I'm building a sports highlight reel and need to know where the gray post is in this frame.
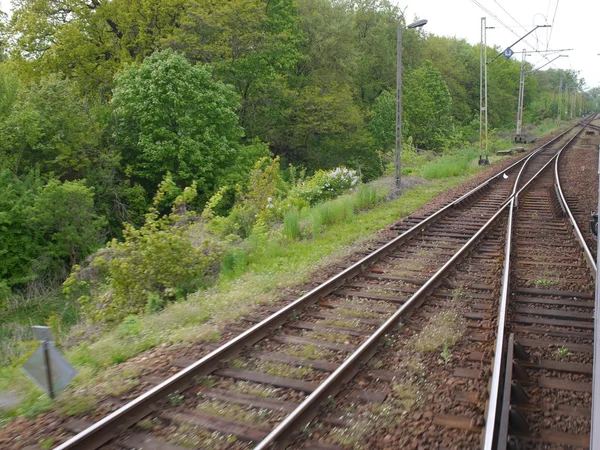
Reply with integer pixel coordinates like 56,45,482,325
515,49,526,142
479,18,489,165
394,25,403,195
42,341,55,399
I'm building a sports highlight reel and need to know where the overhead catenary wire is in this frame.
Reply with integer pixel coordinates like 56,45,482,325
470,0,563,71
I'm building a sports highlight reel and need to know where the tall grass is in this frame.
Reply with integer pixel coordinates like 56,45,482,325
419,148,479,179
283,208,301,239
220,247,249,279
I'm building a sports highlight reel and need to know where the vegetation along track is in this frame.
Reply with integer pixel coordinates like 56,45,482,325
50,120,591,450
482,114,600,450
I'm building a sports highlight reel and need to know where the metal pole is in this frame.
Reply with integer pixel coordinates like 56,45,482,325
394,25,403,195
479,18,484,163
570,89,575,119
483,18,489,164
43,340,55,399
590,144,600,449
515,49,526,142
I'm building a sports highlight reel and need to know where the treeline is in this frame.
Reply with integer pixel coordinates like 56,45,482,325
0,0,596,294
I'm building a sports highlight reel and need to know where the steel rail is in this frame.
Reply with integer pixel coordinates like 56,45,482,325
54,122,582,450
483,120,590,449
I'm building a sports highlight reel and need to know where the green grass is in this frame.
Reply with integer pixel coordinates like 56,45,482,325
419,148,480,179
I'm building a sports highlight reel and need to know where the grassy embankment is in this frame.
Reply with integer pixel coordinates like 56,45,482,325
0,119,565,424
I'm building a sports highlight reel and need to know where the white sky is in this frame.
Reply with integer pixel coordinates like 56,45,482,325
397,0,600,89
1,0,598,88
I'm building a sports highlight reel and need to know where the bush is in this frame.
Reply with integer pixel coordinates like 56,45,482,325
64,176,225,323
291,167,360,205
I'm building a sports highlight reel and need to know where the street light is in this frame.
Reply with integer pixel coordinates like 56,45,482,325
394,19,427,196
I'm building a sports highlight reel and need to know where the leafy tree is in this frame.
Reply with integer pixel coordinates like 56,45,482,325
403,61,452,149
164,0,301,137
112,49,244,196
27,179,107,281
370,90,395,152
0,169,42,286
8,0,189,92
0,75,101,178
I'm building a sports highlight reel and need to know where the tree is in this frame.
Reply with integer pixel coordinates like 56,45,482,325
28,179,107,280
8,0,189,92
164,0,301,140
0,169,42,286
403,61,452,150
0,75,101,178
112,49,244,196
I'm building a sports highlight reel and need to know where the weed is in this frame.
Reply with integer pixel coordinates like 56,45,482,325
196,398,272,426
252,360,313,379
283,344,333,360
556,346,570,359
39,438,55,450
168,392,185,406
410,311,465,352
439,343,452,364
56,392,97,416
368,358,383,369
534,279,553,287
198,377,216,388
227,381,278,398
305,330,350,344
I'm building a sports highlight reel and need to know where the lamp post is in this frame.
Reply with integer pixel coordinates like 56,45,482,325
394,18,427,196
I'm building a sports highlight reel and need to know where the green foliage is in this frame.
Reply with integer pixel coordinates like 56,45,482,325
370,90,396,152
403,61,453,150
113,49,243,194
0,169,42,285
282,208,301,240
0,171,104,288
419,148,479,179
0,75,100,178
226,156,286,238
290,167,361,206
28,179,107,279
67,175,224,323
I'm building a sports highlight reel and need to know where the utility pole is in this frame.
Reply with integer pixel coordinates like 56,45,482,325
570,89,575,119
515,48,526,143
558,77,563,121
479,17,489,165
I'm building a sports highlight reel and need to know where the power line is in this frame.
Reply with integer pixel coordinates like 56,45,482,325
470,0,553,66
492,0,545,50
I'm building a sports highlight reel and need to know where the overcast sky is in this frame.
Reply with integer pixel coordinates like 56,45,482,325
1,0,598,88
397,0,600,89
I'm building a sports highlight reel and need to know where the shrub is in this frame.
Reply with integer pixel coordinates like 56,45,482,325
291,167,360,205
64,175,225,323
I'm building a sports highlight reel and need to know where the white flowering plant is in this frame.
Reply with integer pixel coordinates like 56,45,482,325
291,167,360,205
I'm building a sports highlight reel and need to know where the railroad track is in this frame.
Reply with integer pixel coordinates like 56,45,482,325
482,115,599,450
51,119,593,450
